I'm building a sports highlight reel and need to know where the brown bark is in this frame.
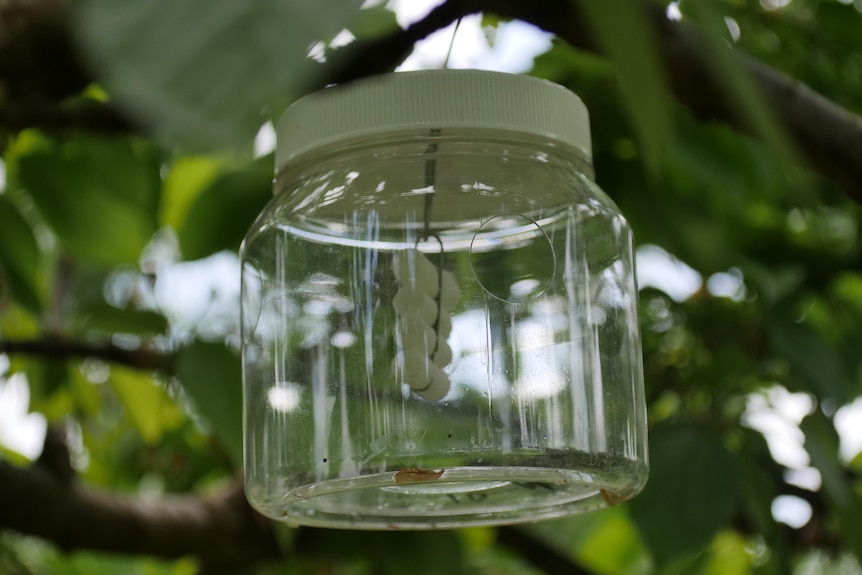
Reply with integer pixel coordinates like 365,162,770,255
0,0,859,571
322,0,862,203
0,339,174,373
0,430,280,573
3,0,861,200
0,0,133,137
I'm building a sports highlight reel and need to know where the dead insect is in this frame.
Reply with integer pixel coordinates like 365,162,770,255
394,467,445,484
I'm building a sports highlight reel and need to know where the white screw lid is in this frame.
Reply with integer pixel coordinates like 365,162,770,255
276,69,592,172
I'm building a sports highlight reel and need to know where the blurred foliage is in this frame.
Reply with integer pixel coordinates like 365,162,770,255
72,0,366,149
2,0,862,574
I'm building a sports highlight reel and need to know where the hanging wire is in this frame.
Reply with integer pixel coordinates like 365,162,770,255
422,14,461,237
420,128,444,357
443,17,462,69
421,128,441,239
409,16,461,377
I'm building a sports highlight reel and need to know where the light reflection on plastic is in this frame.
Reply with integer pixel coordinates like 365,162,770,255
268,384,303,412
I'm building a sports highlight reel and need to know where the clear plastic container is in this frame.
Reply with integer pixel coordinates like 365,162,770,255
241,70,648,529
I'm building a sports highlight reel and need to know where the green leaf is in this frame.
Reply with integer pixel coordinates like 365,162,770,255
768,322,852,404
47,551,197,575
479,13,505,48
17,138,161,265
77,303,168,336
160,156,222,229
680,1,795,166
70,367,102,418
525,507,649,575
380,531,465,575
655,531,754,575
1,129,55,191
576,509,650,575
480,12,504,30
349,3,400,40
0,196,43,311
576,0,672,173
108,366,183,445
175,341,243,464
301,530,466,575
531,39,615,82
630,425,742,566
737,431,779,539
0,445,31,466
73,0,364,149
699,532,754,575
24,358,71,409
177,154,274,260
801,411,862,563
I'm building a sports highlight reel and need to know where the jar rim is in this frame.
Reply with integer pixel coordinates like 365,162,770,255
275,69,592,173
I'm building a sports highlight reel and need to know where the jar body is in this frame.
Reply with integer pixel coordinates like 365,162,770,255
241,131,648,528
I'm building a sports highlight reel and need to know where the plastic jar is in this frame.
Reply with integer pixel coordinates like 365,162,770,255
241,70,648,529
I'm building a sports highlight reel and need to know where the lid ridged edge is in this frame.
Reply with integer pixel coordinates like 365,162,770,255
276,69,591,172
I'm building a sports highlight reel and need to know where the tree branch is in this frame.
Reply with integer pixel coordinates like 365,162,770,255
0,0,137,140
0,0,87,102
320,0,862,204
319,0,476,88
0,339,174,372
0,431,280,574
645,6,862,204
3,0,861,202
0,99,135,137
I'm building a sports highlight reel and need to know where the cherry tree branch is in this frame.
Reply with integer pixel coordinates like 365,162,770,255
644,5,862,203
0,0,134,141
0,425,602,575
321,0,862,204
0,429,281,574
0,339,174,372
3,0,861,201
0,1,859,570
0,99,134,137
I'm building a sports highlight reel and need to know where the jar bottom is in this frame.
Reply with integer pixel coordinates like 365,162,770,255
252,454,643,529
